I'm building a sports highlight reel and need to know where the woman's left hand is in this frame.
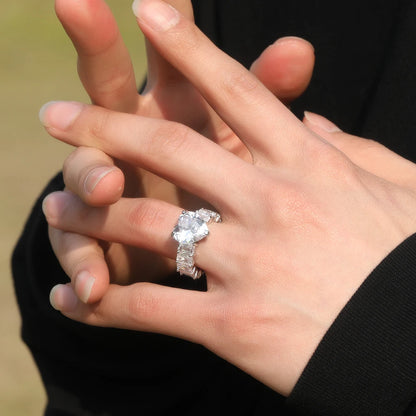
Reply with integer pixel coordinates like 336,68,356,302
40,0,416,396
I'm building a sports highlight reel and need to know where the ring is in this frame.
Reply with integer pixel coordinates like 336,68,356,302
172,208,221,279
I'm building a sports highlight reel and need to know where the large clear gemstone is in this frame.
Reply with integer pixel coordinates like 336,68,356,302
172,211,209,244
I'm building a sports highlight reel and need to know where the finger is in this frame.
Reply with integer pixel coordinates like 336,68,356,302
63,147,124,206
250,37,315,105
43,192,184,260
141,0,195,92
133,0,309,163
49,282,210,344
40,102,255,213
199,37,314,158
303,112,416,187
48,226,110,303
43,192,226,275
55,0,139,112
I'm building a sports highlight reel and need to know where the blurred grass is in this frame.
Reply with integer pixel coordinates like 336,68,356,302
0,1,146,414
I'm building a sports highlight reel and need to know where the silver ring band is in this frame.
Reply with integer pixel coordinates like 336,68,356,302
172,208,221,279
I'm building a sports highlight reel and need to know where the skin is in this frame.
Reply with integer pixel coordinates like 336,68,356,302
48,0,315,302
40,0,416,396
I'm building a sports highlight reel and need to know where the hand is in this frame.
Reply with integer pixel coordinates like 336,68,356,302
41,0,416,395
49,0,315,302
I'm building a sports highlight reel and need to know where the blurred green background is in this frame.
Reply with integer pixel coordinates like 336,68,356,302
0,1,146,414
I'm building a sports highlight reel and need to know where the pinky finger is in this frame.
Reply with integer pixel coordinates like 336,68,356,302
48,226,110,304
50,281,210,345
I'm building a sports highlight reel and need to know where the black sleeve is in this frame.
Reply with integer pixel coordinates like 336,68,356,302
287,234,416,415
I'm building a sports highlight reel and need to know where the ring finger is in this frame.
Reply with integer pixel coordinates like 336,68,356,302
43,192,229,278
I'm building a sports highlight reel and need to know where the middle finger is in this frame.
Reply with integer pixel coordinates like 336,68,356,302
134,0,310,164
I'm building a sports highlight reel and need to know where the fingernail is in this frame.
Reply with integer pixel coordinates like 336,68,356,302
84,166,117,194
132,0,180,31
50,284,78,312
42,192,70,222
131,0,142,16
304,111,341,133
39,101,84,130
75,271,95,304
275,36,315,51
250,37,315,71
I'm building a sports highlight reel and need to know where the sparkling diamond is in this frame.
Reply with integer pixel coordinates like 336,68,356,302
178,244,194,256
197,209,212,222
197,208,221,223
177,256,194,268
172,211,209,244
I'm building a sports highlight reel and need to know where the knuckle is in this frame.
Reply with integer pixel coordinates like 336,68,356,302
62,148,84,188
87,108,111,142
308,140,359,184
63,146,115,198
148,122,193,159
324,148,360,185
255,174,315,228
221,68,262,102
126,285,160,325
126,200,164,242
170,21,201,55
68,252,94,278
91,68,134,97
208,298,274,347
53,231,100,277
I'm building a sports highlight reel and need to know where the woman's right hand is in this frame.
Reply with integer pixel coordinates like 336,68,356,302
48,0,315,303
39,0,416,395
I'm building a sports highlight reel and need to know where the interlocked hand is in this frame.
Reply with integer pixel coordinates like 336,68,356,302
48,0,315,302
